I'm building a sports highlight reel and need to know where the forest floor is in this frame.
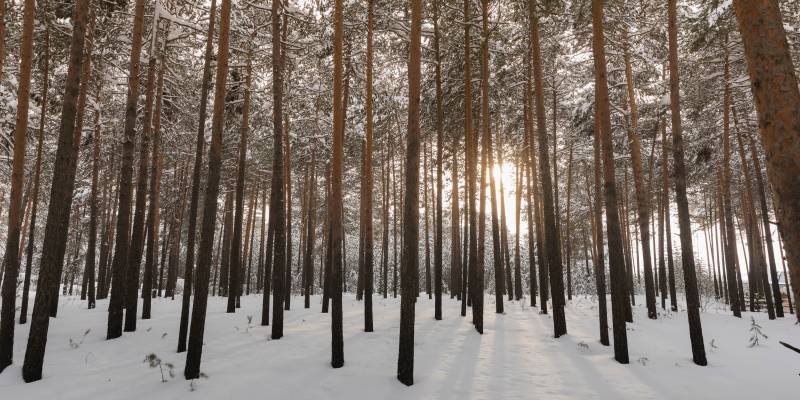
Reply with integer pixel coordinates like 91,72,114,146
1,291,797,399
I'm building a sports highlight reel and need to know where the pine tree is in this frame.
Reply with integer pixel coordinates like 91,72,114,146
397,0,422,386
592,0,627,363
21,0,92,381
0,0,37,372
107,0,148,340
184,0,232,380
733,0,800,320
178,0,217,353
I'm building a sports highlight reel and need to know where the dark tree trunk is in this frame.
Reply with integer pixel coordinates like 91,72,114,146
228,48,252,314
668,0,707,365
142,26,168,319
364,0,376,330
592,0,626,361
397,0,422,385
178,0,217,353
124,14,162,331
530,0,566,337
720,41,742,317
0,0,37,371
220,191,233,297
480,0,503,316
20,17,51,324
184,0,232,380
20,0,91,381
330,0,345,368
269,0,286,340
106,0,147,340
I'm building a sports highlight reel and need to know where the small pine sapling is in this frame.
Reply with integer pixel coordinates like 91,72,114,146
144,353,175,382
747,317,768,348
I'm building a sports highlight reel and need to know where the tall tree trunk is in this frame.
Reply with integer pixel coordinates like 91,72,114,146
661,122,677,312
107,0,148,339
184,0,232,380
20,0,91,381
304,157,317,309
592,0,628,363
720,39,742,317
564,144,574,301
20,16,51,324
178,0,217,353
284,116,293,310
228,48,252,314
329,0,345,368
529,0,565,337
124,11,162,332
622,28,657,318
85,38,102,311
397,0,421,384
269,0,286,340
745,122,783,317
733,110,775,318
462,0,476,320
219,190,233,296
142,25,168,319
0,0,37,372
166,166,189,299
733,0,800,320
364,0,376,329
423,140,431,299
480,0,503,315
667,0,707,365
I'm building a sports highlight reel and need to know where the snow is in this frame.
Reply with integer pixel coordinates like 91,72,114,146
0,293,796,399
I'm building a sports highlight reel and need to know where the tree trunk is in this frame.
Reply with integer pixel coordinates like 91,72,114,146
529,0,565,336
269,0,286,340
178,0,217,353
462,0,475,320
106,0,147,339
364,0,376,329
733,0,800,320
667,0,707,365
184,0,232,380
142,25,168,319
720,40,742,317
0,0,37,372
480,0,503,315
329,0,345,368
592,0,627,363
228,47,252,314
85,46,102,311
745,128,783,317
19,17,51,324
397,0,422,384
20,0,91,381
220,190,233,297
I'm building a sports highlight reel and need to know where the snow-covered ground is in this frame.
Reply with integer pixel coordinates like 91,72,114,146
0,293,796,399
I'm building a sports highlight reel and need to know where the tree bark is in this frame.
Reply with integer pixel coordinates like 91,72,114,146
364,0,376,329
21,0,91,381
0,0,37,372
397,0,421,385
178,0,217,353
667,0,707,365
529,0,565,336
733,0,800,320
19,15,51,324
184,0,232,380
269,0,286,340
592,0,627,362
329,0,344,367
